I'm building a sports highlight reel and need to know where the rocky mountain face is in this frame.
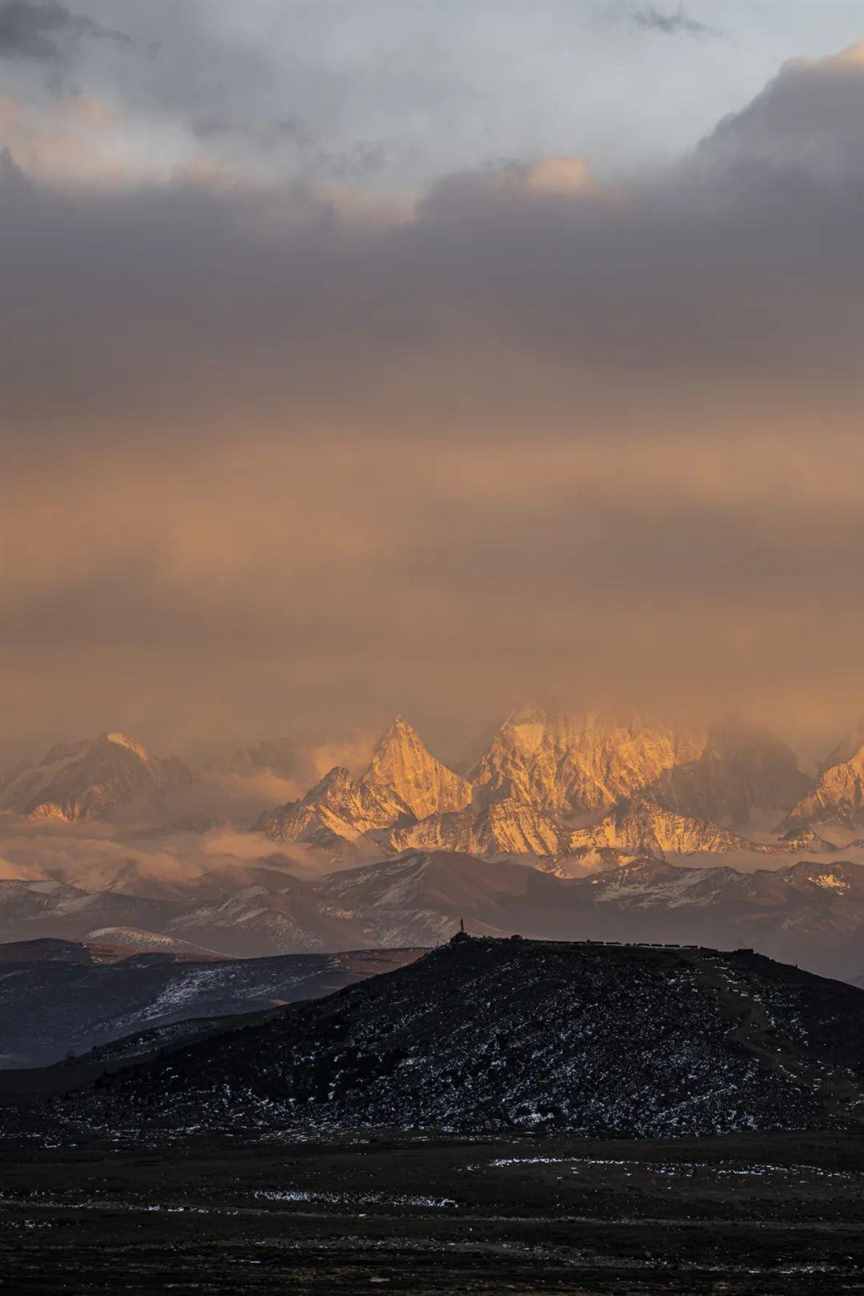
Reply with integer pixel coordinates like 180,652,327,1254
258,710,816,866
52,938,864,1139
566,798,764,858
784,733,864,833
3,850,864,980
258,718,471,857
385,797,568,857
467,709,701,813
364,716,472,819
257,765,410,853
0,732,192,824
0,938,423,1068
0,712,826,865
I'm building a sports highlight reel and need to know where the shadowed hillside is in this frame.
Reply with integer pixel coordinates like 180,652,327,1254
51,937,864,1141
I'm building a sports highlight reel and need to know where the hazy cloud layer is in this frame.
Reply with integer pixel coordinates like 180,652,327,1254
0,1,129,62
2,32,864,755
0,818,348,898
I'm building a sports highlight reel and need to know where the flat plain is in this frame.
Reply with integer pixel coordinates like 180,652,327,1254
2,1131,864,1293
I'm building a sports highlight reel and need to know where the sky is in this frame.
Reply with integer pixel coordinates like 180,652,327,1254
2,1,864,757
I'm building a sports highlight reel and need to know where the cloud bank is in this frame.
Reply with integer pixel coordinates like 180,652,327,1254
1,36,864,753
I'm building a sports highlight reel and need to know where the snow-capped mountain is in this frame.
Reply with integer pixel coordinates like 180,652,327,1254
364,716,472,819
0,732,192,824
257,765,410,853
384,797,568,857
566,797,762,857
467,708,700,812
783,727,864,832
257,717,471,856
257,709,818,865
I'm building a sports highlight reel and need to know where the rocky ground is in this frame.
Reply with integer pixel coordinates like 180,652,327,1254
1,1130,864,1292
44,937,864,1140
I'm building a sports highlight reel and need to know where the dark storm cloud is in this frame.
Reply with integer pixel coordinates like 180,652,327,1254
631,6,717,38
0,0,130,61
2,41,864,748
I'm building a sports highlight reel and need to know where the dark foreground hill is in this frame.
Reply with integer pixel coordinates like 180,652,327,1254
54,937,864,1140
0,940,424,1068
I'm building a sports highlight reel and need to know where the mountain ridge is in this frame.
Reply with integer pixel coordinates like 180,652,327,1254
3,850,864,979
257,710,819,867
0,732,193,824
784,736,864,833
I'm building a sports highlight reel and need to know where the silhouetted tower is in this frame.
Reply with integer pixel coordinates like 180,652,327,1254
450,916,470,945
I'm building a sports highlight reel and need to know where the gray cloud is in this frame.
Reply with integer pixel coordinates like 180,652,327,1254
0,0,130,61
631,6,717,37
698,43,864,182
0,1,808,189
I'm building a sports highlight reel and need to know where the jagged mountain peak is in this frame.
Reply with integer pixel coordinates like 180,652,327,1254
304,766,355,803
101,732,151,762
0,731,183,824
783,723,864,833
377,713,418,738
257,711,818,866
258,718,470,854
362,716,471,822
366,715,429,767
470,709,701,816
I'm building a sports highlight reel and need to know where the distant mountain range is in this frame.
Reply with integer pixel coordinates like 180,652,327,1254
257,710,859,866
48,937,864,1140
0,938,422,1069
4,711,864,859
2,850,864,981
3,712,864,977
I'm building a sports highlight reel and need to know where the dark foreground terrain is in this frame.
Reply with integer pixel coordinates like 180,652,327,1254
4,938,864,1291
1,1131,864,1293
50,936,864,1139
0,939,424,1068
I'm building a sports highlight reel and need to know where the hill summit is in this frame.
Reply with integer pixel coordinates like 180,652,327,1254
58,936,864,1140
